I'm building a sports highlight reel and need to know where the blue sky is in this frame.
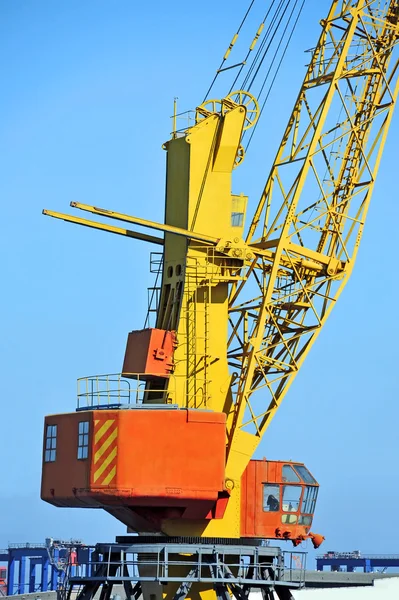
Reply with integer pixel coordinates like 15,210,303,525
1,0,398,563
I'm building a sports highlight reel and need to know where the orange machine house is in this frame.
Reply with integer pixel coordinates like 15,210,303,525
41,405,321,546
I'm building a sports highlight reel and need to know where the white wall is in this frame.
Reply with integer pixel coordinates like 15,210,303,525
250,578,399,600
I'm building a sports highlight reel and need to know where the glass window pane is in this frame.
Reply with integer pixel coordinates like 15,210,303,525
282,465,300,483
78,444,89,460
282,514,298,524
46,438,51,450
282,485,302,512
52,425,57,437
45,450,50,462
294,465,316,484
50,450,56,462
231,212,244,227
51,438,56,449
263,485,280,512
299,515,312,526
302,486,318,514
78,422,89,459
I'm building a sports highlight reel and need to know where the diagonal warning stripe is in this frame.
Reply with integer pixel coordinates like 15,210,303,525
102,465,117,486
94,447,117,483
92,417,118,486
95,419,114,444
94,428,118,464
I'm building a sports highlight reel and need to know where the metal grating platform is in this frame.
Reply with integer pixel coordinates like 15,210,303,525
60,538,306,600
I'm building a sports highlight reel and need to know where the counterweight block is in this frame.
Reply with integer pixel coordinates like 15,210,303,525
41,407,228,530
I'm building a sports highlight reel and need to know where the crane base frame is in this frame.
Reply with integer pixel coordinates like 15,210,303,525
60,538,305,600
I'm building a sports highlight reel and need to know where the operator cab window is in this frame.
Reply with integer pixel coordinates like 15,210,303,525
281,485,302,524
282,464,301,482
231,195,247,228
77,421,90,460
45,425,57,462
263,485,280,511
282,485,301,512
294,464,316,484
302,485,318,514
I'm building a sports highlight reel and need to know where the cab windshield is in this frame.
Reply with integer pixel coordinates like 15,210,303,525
294,464,316,484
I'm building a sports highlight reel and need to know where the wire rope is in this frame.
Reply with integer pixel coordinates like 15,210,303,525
246,0,294,93
203,0,256,101
228,0,280,92
245,0,305,151
239,0,287,93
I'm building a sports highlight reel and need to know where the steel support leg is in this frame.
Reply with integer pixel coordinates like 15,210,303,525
42,558,50,592
172,568,198,600
122,563,137,600
126,580,142,600
18,556,26,594
261,590,275,600
51,565,59,590
29,559,35,593
274,586,295,600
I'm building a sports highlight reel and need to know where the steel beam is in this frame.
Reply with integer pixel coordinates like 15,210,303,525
43,209,164,245
70,202,219,245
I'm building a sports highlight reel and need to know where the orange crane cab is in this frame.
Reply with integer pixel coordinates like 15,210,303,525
241,460,321,546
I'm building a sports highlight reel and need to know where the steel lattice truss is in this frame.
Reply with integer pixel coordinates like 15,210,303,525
226,0,399,453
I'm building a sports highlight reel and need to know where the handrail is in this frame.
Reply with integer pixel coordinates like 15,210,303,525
76,373,176,409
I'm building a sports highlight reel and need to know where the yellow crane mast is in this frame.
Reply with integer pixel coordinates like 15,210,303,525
43,0,399,545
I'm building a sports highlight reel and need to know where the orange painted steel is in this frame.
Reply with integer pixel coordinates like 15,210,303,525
240,460,322,546
41,409,227,527
41,409,321,545
122,328,176,379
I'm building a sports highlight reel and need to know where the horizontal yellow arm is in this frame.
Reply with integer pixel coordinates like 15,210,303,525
70,202,219,245
42,209,164,245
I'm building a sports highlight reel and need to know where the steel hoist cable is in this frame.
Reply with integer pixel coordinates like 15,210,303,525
203,0,256,102
245,0,295,92
201,0,306,154
228,0,280,93
239,0,288,93
245,0,305,151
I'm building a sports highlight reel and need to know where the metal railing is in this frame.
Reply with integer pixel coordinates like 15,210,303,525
284,551,306,581
65,541,305,587
145,252,163,328
76,373,176,409
8,543,47,549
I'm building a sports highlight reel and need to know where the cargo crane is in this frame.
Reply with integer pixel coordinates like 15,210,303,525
41,1,399,598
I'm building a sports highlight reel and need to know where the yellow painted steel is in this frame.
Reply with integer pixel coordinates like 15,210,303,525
43,0,399,547
42,209,164,245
